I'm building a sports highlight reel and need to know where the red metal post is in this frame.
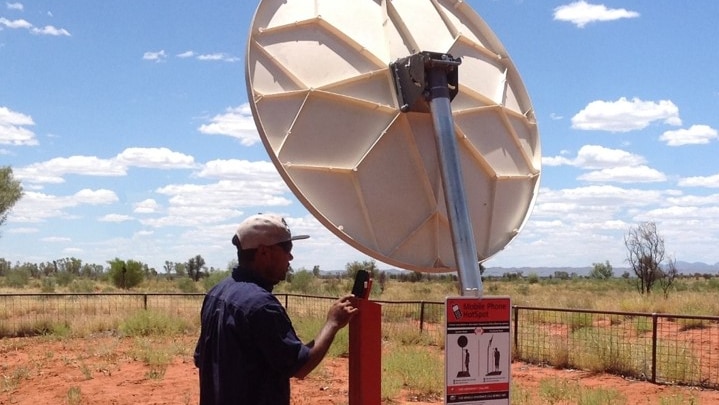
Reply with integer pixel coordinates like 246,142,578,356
349,299,382,405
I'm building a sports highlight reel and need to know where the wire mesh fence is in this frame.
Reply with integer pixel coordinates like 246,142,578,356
1,293,717,388
0,293,205,336
277,294,445,344
513,306,719,389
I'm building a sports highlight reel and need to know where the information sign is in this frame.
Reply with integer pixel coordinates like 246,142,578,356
445,296,511,404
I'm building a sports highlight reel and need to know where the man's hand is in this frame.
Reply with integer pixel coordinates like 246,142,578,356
327,294,359,330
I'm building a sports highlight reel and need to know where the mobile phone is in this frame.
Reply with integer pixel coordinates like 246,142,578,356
351,269,371,299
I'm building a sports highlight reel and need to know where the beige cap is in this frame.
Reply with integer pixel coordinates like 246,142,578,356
233,213,309,250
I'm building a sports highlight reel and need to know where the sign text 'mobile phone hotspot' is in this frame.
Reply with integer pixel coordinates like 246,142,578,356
445,296,511,405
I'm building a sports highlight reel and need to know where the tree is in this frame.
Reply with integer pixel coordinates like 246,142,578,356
0,258,10,277
378,271,387,293
175,262,187,277
0,166,23,230
163,260,175,278
107,258,145,289
589,261,614,280
56,257,82,275
345,259,379,280
80,263,104,279
187,254,206,282
658,256,679,298
624,222,665,294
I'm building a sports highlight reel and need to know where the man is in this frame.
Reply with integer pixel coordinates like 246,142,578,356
194,213,358,404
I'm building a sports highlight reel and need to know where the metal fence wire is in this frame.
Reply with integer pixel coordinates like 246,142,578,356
513,306,719,388
0,293,717,388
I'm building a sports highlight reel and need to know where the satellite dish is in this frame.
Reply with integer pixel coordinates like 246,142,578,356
245,0,540,274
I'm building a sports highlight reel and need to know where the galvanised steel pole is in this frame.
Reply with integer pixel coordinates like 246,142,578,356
427,63,483,297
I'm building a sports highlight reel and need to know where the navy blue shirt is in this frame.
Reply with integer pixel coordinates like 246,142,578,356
194,267,310,404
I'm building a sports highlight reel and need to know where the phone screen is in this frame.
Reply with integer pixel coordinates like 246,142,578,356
351,269,370,299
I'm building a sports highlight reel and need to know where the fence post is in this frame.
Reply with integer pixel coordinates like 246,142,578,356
651,313,658,383
513,306,519,357
419,301,426,333
143,294,148,310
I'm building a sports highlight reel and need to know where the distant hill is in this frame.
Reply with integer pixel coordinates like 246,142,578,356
484,261,719,277
321,261,719,278
673,261,719,274
360,261,719,277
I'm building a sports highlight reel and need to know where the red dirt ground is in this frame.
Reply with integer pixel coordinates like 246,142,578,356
1,335,718,404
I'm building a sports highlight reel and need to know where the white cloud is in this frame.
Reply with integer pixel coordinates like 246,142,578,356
6,2,23,11
73,188,118,204
198,104,261,146
176,50,194,58
31,25,70,36
15,155,126,184
140,178,292,228
197,52,239,62
0,106,37,145
678,173,719,188
0,17,69,36
134,199,160,214
666,193,719,207
543,145,661,183
62,247,84,255
659,125,718,146
571,97,681,132
41,236,72,243
99,214,134,222
115,147,196,169
8,189,119,223
157,179,290,210
196,159,281,181
542,155,573,166
572,145,645,169
16,147,196,185
7,227,38,234
578,165,666,183
538,185,664,208
143,50,167,62
553,1,640,28
0,17,31,29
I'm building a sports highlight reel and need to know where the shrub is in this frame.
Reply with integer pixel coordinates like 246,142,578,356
68,279,96,293
107,258,145,289
55,271,74,287
176,278,198,293
5,268,29,288
288,270,315,293
40,277,56,292
203,270,228,291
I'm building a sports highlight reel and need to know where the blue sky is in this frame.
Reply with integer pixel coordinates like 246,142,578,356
2,1,719,273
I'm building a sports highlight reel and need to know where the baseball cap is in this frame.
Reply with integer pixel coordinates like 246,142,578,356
233,213,310,250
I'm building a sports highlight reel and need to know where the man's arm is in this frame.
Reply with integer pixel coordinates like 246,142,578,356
294,294,358,379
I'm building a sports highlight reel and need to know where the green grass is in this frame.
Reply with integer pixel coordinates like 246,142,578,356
292,316,350,358
129,337,178,380
66,386,83,405
511,378,627,405
0,365,30,393
381,345,444,402
540,378,626,405
119,310,194,337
